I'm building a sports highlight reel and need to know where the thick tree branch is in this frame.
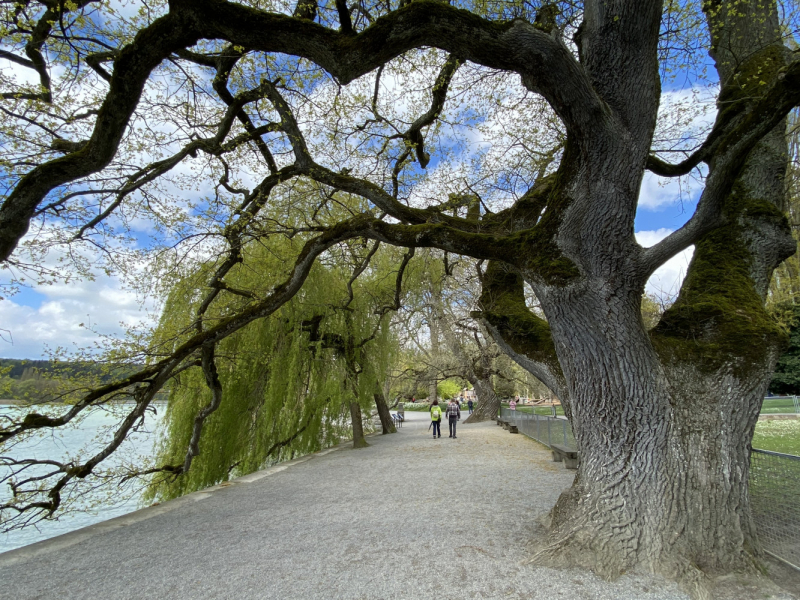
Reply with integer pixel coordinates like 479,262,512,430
344,240,380,308
640,56,800,278
645,152,706,177
0,10,200,261
404,54,460,168
473,261,565,398
85,51,118,82
0,50,36,70
0,0,595,264
182,344,224,473
334,0,353,34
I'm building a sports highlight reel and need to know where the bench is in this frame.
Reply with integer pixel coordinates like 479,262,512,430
508,424,519,434
501,421,510,430
391,413,403,428
551,444,578,469
496,417,503,426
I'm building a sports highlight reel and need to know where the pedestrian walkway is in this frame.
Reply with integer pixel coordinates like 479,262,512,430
0,413,784,599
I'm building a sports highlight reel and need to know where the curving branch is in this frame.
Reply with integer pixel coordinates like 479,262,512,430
645,152,706,177
639,56,800,279
404,54,460,169
182,344,224,473
0,9,202,261
0,214,378,445
344,240,381,308
473,260,566,399
85,51,118,82
375,247,415,318
0,50,36,70
0,0,599,264
71,119,280,240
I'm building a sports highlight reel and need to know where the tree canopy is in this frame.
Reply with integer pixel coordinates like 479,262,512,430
3,0,800,596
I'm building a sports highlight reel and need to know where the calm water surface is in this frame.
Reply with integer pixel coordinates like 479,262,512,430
0,403,164,554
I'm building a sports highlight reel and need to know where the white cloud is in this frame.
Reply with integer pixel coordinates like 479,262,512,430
0,276,159,359
635,229,694,299
0,227,162,359
0,272,159,359
637,85,716,211
638,170,706,211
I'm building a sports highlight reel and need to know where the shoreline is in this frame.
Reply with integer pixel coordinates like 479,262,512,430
0,399,169,406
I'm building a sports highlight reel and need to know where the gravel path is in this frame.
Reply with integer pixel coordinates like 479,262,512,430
0,412,791,599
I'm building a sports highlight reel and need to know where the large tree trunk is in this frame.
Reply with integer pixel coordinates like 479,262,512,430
463,376,499,423
373,387,396,434
345,357,370,448
477,3,795,592
528,284,781,592
348,400,369,448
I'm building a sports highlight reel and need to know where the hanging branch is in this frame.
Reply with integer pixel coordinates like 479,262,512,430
344,240,381,308
182,344,225,473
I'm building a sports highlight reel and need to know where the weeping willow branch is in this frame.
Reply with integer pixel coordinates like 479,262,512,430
1,214,377,446
264,401,326,457
345,240,381,308
182,344,225,473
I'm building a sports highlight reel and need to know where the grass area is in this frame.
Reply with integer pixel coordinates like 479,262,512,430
505,404,565,417
752,419,800,456
399,403,432,411
760,397,799,414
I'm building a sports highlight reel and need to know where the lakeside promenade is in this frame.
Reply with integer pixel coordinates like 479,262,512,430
0,413,792,600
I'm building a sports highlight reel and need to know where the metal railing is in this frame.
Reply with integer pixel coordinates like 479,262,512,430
499,407,576,449
750,449,800,571
501,407,799,571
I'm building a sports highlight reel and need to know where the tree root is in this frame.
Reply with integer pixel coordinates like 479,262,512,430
463,413,487,424
529,529,714,599
526,511,789,600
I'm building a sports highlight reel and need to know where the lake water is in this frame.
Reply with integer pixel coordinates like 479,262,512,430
0,403,165,554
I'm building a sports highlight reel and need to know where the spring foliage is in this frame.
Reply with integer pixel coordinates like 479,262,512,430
147,237,402,501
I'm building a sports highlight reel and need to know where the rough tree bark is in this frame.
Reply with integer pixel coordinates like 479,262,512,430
463,374,500,423
347,400,369,449
477,3,795,596
373,388,397,434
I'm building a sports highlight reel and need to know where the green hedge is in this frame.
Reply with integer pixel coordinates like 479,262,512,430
399,402,471,412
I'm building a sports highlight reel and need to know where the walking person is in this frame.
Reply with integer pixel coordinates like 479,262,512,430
467,398,473,414
510,397,517,411
430,399,442,439
446,397,461,439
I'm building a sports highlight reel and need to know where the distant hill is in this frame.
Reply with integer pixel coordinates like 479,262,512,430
0,358,165,404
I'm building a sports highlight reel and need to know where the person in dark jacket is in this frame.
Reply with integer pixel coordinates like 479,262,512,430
446,398,461,438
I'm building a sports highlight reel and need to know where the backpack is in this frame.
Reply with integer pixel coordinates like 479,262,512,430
431,406,441,420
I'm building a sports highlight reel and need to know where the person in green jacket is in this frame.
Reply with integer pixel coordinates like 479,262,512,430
430,399,442,439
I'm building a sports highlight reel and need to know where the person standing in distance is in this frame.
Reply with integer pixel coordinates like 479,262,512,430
430,399,442,439
467,397,474,414
446,397,461,439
